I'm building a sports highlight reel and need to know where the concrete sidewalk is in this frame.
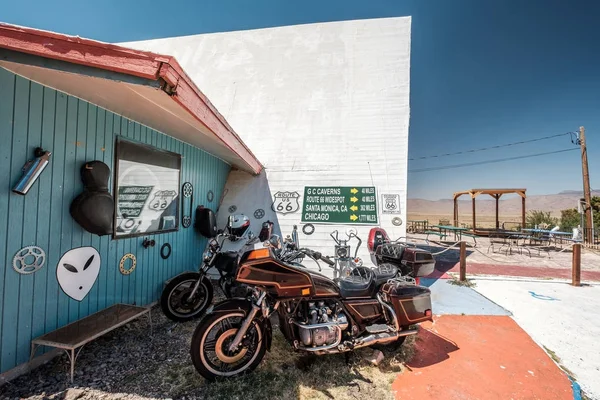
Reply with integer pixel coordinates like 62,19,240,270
473,278,600,399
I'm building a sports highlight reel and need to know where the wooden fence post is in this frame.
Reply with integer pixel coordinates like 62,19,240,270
459,241,467,282
572,243,581,286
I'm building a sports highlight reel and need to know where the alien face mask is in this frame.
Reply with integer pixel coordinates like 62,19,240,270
56,247,101,301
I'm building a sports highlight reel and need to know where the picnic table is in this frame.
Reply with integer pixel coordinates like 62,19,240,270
426,225,476,245
407,220,428,234
522,228,577,245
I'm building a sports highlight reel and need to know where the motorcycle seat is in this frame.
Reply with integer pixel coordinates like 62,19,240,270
337,274,376,298
373,263,398,284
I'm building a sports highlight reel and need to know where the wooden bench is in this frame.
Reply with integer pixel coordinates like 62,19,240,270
425,231,447,241
30,304,151,382
461,233,478,246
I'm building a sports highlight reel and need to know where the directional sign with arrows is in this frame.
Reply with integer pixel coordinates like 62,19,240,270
301,186,378,224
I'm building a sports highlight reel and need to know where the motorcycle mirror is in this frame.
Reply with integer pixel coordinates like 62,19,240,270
291,225,300,249
346,227,357,237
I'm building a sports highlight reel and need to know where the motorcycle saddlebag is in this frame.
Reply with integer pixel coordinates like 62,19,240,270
194,206,217,238
380,281,433,326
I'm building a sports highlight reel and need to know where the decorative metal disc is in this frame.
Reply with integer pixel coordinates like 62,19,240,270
182,182,193,198
228,205,237,213
392,217,403,226
302,224,315,235
13,246,46,274
207,190,214,202
182,215,192,228
254,209,265,219
119,253,137,275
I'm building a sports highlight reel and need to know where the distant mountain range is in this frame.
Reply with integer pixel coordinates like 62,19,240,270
408,191,600,216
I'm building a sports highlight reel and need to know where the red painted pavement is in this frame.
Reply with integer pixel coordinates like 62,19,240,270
427,260,600,281
393,315,572,399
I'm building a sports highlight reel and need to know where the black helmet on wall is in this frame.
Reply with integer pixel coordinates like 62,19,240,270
226,214,251,238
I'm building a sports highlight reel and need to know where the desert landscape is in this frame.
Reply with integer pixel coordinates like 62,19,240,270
408,190,599,228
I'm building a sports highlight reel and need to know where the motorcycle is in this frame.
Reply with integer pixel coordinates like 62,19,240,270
328,229,364,279
160,212,263,322
367,227,436,281
189,232,434,381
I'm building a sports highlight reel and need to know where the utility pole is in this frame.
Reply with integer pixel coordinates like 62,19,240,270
580,126,593,244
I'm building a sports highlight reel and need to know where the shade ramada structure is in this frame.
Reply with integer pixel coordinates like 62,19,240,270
453,188,526,232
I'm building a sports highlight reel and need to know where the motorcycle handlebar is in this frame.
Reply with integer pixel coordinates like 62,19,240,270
319,254,335,266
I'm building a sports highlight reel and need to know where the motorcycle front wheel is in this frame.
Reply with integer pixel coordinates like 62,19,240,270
160,272,213,322
190,312,266,381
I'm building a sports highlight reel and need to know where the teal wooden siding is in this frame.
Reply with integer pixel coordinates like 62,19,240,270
0,68,231,374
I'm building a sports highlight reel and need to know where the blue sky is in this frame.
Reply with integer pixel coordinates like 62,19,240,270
3,0,599,200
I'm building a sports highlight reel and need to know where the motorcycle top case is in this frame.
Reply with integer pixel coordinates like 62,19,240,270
194,206,217,238
402,248,435,277
380,281,433,326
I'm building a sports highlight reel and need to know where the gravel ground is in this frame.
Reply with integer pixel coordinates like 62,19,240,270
0,305,415,400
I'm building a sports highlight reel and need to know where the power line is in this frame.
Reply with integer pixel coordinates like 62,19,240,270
408,131,575,161
408,148,579,173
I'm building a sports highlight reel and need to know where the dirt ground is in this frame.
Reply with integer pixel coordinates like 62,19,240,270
0,306,416,400
406,233,600,275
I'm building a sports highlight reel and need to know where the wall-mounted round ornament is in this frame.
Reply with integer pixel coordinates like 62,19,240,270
302,224,315,235
207,190,214,202
119,253,137,275
228,205,237,213
254,209,265,219
13,246,46,274
392,217,403,226
160,243,172,260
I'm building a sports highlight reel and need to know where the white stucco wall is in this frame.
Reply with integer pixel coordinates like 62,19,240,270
123,17,411,276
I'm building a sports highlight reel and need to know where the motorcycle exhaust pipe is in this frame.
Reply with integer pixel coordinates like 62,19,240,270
309,328,418,355
12,148,51,195
353,329,418,350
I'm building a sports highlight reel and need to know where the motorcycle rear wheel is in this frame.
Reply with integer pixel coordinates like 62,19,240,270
160,272,213,322
191,312,266,381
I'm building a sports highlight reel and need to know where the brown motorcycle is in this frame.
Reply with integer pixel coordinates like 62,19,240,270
189,234,434,380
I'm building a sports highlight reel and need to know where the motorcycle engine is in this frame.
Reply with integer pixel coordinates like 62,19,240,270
299,301,348,347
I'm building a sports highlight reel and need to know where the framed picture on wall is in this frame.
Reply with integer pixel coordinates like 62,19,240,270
113,138,182,239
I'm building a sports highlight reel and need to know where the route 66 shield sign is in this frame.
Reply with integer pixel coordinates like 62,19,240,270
382,194,401,214
272,191,300,214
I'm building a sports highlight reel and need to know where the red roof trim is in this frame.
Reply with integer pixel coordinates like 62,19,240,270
0,22,262,174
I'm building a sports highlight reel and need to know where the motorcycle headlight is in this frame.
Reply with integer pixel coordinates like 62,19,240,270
336,246,348,258
203,250,213,261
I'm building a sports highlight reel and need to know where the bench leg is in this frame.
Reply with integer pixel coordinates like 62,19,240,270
30,343,39,361
64,346,85,383
147,309,153,336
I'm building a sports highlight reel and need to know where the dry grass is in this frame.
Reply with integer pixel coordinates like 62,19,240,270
447,275,477,288
189,330,416,400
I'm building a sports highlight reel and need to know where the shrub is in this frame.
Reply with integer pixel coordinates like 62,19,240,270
526,210,558,229
560,208,580,232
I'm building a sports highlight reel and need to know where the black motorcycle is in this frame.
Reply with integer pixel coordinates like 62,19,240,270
160,212,270,322
366,227,436,281
189,232,434,380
